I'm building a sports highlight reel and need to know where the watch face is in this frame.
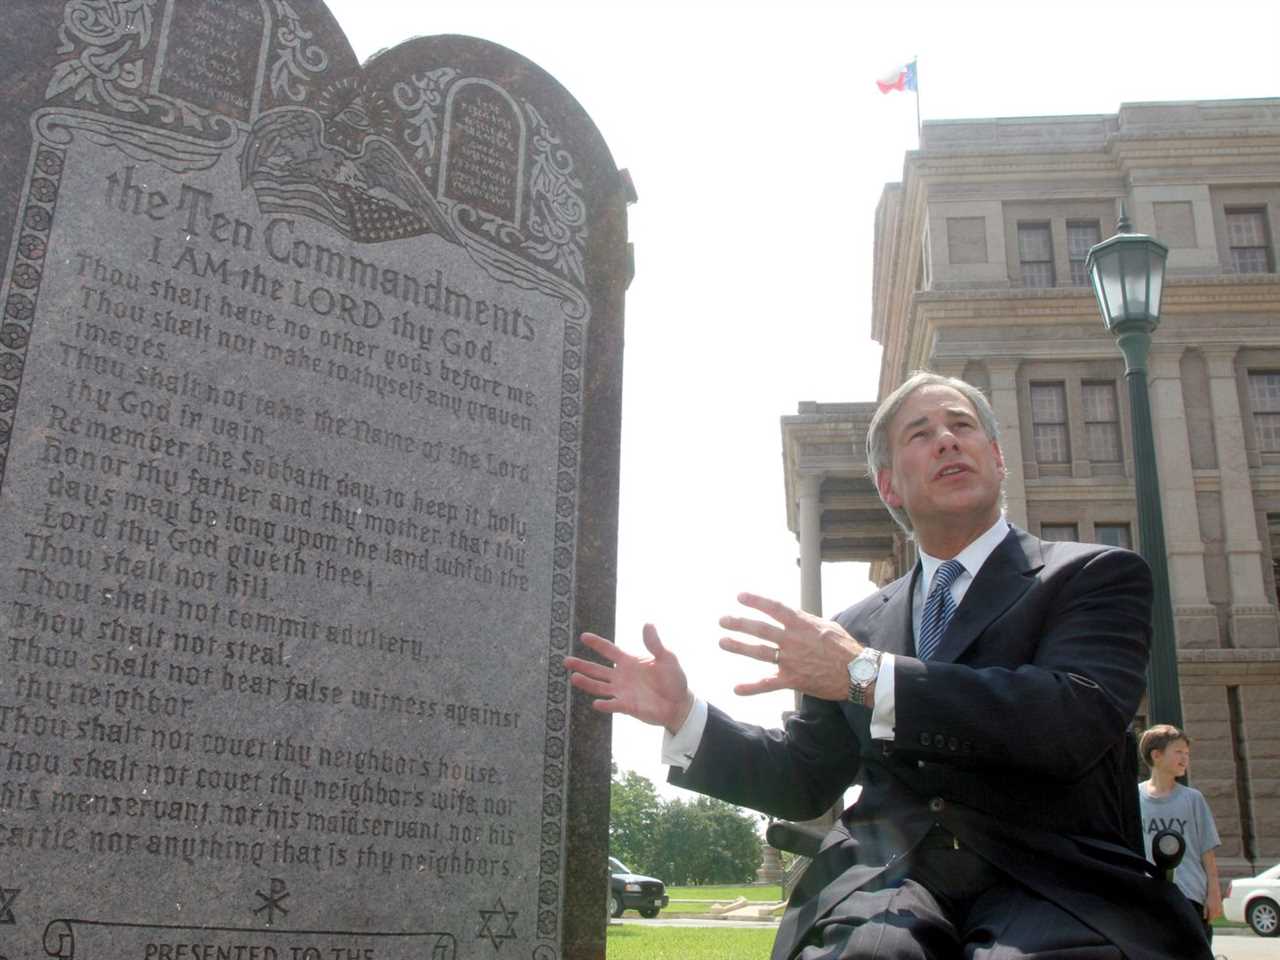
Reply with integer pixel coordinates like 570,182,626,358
850,657,877,684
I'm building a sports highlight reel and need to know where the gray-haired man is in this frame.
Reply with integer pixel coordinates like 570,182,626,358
567,371,1208,959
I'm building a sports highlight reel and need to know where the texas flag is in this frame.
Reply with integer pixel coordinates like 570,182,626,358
877,60,917,94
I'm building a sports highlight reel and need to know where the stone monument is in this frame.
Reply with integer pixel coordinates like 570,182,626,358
0,3,628,959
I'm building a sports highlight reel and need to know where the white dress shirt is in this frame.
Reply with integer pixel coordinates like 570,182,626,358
663,516,1011,769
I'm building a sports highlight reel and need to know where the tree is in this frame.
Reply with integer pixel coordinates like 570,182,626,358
609,768,661,873
653,795,762,885
610,768,762,885
702,795,764,883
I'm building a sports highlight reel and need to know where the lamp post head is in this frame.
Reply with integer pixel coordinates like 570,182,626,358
1085,209,1169,337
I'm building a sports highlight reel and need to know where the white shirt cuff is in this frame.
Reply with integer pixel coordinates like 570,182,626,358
661,697,708,770
869,653,895,740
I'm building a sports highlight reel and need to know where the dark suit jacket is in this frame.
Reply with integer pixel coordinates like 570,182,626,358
670,527,1210,960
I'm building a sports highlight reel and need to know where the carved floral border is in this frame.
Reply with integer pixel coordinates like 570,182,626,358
0,145,64,489
534,318,586,950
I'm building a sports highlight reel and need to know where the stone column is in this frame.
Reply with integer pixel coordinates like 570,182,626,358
794,472,838,834
986,360,1027,529
1204,347,1279,647
797,473,823,617
1148,346,1219,647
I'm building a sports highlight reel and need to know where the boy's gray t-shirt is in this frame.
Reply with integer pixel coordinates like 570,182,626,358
1139,782,1221,904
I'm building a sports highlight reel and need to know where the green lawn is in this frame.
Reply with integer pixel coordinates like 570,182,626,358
607,924,777,958
604,915,1244,959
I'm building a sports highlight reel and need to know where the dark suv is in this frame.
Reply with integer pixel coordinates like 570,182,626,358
608,856,669,918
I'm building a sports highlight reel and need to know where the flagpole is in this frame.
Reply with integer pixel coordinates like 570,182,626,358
913,56,921,146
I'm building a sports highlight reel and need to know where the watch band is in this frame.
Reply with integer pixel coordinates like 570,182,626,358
847,647,882,706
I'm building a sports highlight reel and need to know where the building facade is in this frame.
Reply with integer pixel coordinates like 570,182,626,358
781,98,1280,880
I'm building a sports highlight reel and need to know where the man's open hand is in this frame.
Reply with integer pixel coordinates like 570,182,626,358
718,593,864,701
565,625,694,733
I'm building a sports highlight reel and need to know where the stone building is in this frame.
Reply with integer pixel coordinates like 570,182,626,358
781,98,1280,881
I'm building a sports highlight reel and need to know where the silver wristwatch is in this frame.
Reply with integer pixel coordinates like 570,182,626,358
847,647,883,706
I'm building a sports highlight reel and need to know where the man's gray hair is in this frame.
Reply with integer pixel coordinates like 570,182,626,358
865,371,1003,535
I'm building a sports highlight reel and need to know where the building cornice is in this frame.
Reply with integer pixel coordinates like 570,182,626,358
913,276,1280,313
1179,650,1280,683
895,280,1280,369
1022,479,1134,501
917,97,1280,157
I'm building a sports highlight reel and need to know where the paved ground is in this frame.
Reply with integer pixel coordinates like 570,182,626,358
1210,929,1273,960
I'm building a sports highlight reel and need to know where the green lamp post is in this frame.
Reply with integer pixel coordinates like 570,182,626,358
1085,210,1183,728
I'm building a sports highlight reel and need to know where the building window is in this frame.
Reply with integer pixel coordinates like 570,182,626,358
1018,223,1055,287
1095,523,1132,549
1248,372,1280,452
1227,208,1273,274
1042,523,1078,541
1270,515,1280,607
1031,382,1070,463
1067,220,1101,286
1082,381,1122,462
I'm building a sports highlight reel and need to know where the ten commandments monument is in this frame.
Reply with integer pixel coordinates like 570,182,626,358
0,2,628,958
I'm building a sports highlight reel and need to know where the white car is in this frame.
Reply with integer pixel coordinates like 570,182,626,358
1223,862,1280,937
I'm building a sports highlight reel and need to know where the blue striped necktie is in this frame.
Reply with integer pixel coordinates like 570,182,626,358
917,559,965,660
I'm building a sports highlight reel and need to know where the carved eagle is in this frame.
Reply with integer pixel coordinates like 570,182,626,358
240,108,458,245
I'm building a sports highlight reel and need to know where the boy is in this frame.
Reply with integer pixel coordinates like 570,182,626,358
1139,724,1222,943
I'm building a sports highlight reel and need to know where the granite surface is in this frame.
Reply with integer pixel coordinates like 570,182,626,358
0,3,626,958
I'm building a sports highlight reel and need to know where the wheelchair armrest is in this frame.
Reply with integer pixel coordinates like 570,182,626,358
766,820,827,859
1151,828,1185,884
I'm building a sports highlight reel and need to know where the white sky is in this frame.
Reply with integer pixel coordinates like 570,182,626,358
324,0,1280,796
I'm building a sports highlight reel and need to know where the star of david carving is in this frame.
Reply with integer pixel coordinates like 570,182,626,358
476,897,518,950
0,887,18,924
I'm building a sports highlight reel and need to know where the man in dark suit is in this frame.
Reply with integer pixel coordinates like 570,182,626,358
566,371,1209,959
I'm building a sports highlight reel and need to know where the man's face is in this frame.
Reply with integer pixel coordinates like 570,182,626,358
1153,739,1190,778
876,385,1005,538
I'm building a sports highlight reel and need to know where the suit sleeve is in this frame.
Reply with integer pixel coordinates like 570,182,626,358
892,547,1151,782
668,696,863,822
